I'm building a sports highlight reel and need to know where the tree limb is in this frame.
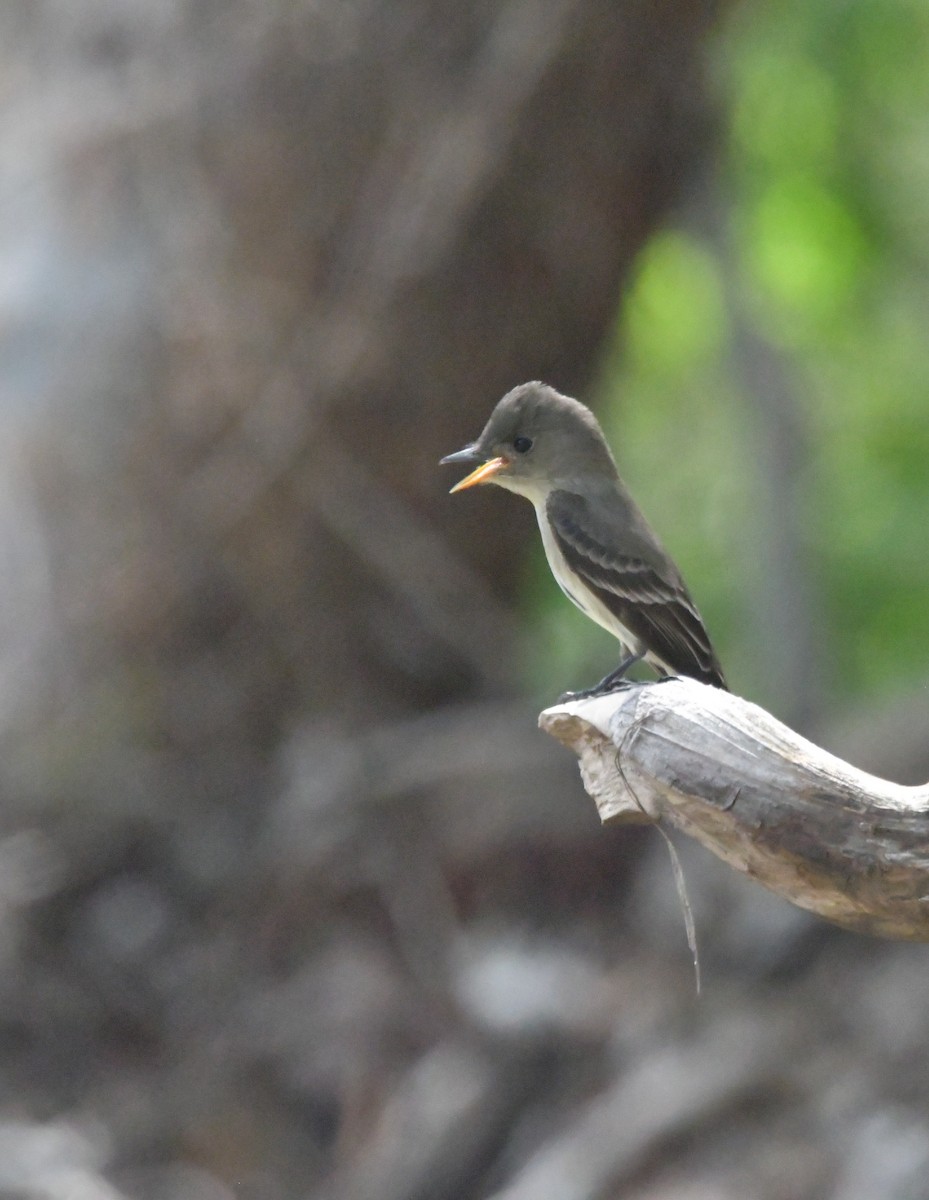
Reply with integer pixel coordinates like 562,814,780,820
539,680,929,941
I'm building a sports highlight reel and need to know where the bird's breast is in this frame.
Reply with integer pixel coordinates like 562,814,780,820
533,504,641,652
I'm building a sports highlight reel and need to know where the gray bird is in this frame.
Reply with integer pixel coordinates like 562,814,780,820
441,381,727,694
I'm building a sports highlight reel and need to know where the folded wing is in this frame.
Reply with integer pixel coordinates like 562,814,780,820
547,489,727,689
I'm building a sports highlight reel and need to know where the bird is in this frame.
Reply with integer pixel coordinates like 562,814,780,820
440,381,727,695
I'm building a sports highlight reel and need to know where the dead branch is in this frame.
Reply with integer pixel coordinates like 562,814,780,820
540,680,929,941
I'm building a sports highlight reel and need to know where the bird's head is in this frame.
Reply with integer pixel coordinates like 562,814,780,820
441,382,616,502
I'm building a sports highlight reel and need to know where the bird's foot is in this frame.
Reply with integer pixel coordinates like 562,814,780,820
556,678,638,704
558,651,647,703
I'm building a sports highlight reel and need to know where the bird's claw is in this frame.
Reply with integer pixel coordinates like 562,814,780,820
557,679,637,704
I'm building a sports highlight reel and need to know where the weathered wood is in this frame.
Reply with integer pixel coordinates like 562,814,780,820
540,680,929,940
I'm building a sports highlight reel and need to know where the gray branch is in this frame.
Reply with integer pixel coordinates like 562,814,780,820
539,681,929,941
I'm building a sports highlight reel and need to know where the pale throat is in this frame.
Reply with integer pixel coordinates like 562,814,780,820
491,473,551,505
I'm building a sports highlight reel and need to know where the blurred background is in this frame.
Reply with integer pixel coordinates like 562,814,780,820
2,0,929,1196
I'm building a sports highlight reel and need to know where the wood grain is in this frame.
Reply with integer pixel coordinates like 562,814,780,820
540,680,929,940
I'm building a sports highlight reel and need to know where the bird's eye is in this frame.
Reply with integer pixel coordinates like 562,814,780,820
512,436,533,454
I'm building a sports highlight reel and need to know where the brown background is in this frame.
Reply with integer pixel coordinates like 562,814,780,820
1,1,928,1197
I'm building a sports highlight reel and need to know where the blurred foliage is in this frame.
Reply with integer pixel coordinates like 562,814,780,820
527,0,929,711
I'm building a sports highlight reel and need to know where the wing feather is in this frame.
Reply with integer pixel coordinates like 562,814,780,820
546,489,727,688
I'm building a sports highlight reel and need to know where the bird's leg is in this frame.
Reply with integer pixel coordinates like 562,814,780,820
595,651,646,692
558,652,645,702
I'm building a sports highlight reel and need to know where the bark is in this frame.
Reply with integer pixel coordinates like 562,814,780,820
540,680,929,940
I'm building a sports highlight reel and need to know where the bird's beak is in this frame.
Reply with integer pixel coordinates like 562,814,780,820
441,446,508,493
439,444,482,466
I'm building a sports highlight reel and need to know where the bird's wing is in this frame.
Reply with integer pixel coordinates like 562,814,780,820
546,489,727,688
